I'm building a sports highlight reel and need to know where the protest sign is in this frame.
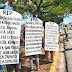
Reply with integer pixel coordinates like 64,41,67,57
25,17,42,56
0,9,22,65
45,22,59,51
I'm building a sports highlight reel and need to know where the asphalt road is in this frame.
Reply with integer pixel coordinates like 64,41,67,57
64,30,72,72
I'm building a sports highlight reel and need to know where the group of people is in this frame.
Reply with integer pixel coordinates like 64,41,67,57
4,25,54,72
0,24,68,72
19,26,54,72
6,24,68,72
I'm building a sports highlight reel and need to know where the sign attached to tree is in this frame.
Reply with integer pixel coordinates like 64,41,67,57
0,9,22,65
45,22,59,51
25,17,42,56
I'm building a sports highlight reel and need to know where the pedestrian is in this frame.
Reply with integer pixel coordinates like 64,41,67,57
23,25,40,72
42,24,49,62
50,51,54,62
6,35,23,72
19,35,24,69
45,51,54,62
59,25,62,36
43,24,54,63
29,55,40,72
6,56,20,72
64,25,68,41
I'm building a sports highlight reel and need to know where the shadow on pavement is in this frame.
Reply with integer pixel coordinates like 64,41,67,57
65,48,72,51
68,33,72,34
68,37,72,39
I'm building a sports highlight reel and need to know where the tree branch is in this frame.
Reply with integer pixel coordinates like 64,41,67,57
41,4,53,8
42,6,55,13
34,2,38,5
39,0,43,6
28,4,33,13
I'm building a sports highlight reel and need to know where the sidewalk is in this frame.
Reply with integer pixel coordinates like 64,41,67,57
56,36,66,72
64,34,72,72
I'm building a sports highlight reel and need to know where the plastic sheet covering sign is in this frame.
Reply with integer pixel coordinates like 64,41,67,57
25,17,43,56
45,22,59,51
0,9,22,65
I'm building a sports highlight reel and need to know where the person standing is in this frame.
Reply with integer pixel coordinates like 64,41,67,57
6,35,23,72
29,55,40,72
23,26,40,72
43,24,54,63
64,25,68,41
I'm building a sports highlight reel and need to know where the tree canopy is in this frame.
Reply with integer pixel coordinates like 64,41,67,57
1,0,72,24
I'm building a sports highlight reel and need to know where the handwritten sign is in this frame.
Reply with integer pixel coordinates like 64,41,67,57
25,18,42,56
45,22,59,51
0,9,22,65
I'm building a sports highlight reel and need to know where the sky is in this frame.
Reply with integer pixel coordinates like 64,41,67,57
63,16,72,24
21,17,31,25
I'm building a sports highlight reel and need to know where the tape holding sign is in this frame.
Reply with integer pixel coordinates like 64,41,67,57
25,17,43,56
45,22,59,51
0,9,22,65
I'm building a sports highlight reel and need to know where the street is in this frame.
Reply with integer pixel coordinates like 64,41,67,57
64,30,72,72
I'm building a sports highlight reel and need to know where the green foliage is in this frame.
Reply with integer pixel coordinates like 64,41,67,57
12,0,72,24
3,67,15,72
13,5,25,14
42,1,50,7
20,51,23,55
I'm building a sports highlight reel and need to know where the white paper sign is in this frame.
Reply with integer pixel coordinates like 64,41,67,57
45,22,59,51
25,17,42,56
0,9,22,65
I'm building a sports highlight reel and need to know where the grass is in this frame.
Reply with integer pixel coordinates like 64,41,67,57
19,51,23,55
47,63,52,72
3,67,15,72
3,67,7,72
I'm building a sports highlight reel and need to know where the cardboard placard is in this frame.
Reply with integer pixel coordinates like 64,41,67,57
25,17,42,56
0,9,22,65
45,22,59,51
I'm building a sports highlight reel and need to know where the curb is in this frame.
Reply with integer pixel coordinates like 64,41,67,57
50,51,59,72
50,36,62,72
63,36,68,72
